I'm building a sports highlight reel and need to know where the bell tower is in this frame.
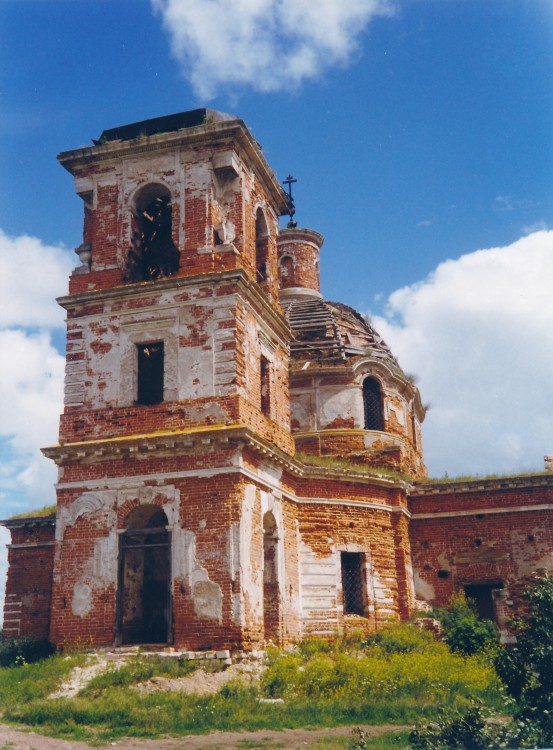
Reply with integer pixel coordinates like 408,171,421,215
45,110,297,650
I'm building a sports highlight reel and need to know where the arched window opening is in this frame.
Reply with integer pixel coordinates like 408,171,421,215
255,208,269,283
125,504,168,530
126,184,180,282
278,255,294,287
263,511,281,643
363,377,384,431
118,504,171,645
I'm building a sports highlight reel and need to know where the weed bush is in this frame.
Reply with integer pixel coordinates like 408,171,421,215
0,634,55,667
434,593,497,656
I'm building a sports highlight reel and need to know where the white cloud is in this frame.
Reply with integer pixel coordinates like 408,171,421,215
0,229,72,328
0,329,64,496
372,230,553,478
0,230,71,627
151,0,396,98
522,219,549,235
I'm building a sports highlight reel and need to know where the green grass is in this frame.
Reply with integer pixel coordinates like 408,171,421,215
81,654,200,695
0,625,508,743
7,504,56,519
424,470,552,484
0,652,85,708
295,452,408,482
306,730,411,749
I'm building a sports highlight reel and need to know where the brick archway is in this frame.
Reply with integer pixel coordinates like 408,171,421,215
116,504,172,645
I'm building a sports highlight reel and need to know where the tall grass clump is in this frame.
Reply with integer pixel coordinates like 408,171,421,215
263,624,504,711
0,651,85,707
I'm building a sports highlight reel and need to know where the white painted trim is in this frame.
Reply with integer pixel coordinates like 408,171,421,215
54,464,410,516
412,504,553,520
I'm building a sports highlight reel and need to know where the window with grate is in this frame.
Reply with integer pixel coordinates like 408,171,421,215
341,552,365,615
137,342,164,405
363,377,384,431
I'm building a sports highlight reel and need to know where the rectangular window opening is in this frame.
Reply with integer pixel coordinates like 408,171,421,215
341,552,365,616
464,583,503,622
137,342,164,405
260,355,271,416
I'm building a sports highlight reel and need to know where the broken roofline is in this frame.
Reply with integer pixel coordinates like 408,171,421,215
57,113,293,218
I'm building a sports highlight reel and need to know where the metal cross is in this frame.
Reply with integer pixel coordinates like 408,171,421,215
283,174,297,203
283,174,297,227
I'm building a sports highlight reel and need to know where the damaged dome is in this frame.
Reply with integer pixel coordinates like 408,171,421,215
280,295,399,369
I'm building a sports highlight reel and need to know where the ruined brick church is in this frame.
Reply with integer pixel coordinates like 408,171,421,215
2,109,552,651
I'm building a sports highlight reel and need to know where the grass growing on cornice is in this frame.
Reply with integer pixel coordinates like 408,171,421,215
423,470,552,485
8,504,57,520
295,452,409,482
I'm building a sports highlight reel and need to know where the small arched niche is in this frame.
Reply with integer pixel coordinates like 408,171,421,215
262,511,281,643
117,504,171,645
255,208,270,283
126,183,180,282
278,255,294,288
363,376,384,431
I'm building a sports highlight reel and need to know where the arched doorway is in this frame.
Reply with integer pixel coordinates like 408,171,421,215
263,511,281,643
117,505,172,645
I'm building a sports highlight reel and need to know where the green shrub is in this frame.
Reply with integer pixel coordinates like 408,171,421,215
435,593,498,656
0,635,55,667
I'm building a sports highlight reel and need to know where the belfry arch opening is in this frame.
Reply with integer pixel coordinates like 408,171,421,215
117,504,172,645
126,183,180,282
263,511,281,643
255,208,269,283
363,377,384,431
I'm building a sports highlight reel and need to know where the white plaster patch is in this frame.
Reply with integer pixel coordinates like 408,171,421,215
228,522,242,625
240,484,262,620
72,581,93,618
299,540,338,627
56,490,118,542
172,528,223,623
413,570,435,601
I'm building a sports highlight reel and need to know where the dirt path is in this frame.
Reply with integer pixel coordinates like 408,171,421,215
0,723,408,749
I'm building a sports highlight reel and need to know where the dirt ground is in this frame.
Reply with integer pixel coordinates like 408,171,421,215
0,723,408,750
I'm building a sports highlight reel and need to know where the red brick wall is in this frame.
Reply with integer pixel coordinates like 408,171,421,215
2,522,55,640
277,228,324,293
410,477,553,626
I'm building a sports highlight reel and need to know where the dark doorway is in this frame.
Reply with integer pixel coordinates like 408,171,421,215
117,506,172,645
464,583,502,621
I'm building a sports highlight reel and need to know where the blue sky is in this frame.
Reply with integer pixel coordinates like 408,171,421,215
1,0,553,620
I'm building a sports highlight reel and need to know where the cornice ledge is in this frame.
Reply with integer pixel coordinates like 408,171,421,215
412,473,553,496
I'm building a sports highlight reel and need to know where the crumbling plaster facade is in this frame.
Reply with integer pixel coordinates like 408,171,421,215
2,109,552,650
